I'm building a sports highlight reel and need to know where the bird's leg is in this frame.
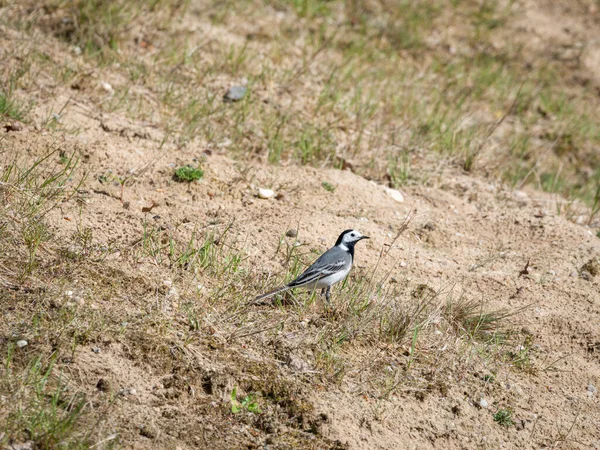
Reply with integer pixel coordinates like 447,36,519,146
320,288,326,298
324,286,331,303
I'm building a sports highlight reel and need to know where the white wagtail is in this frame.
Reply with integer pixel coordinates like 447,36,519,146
254,229,369,303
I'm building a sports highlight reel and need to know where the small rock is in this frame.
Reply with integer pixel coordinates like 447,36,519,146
223,85,247,102
521,327,533,336
570,270,578,277
479,398,489,409
384,187,405,203
101,82,113,93
580,271,593,282
587,384,597,393
515,419,525,431
513,190,528,200
92,347,101,354
3,121,24,132
167,286,179,300
258,188,275,199
139,424,157,439
75,296,85,306
16,340,28,348
7,440,33,450
286,229,298,238
65,290,74,297
119,387,137,396
288,355,309,372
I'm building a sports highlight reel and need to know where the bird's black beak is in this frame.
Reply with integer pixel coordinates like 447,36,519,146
361,236,370,240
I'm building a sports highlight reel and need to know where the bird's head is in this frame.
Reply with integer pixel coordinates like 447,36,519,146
335,229,369,247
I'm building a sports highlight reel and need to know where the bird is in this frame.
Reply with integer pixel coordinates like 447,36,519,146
254,229,369,303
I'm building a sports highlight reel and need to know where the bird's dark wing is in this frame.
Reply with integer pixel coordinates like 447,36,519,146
287,258,349,287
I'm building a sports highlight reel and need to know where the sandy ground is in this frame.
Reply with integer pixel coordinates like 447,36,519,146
1,0,600,449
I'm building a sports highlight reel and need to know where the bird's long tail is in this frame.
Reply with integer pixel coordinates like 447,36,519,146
254,285,291,302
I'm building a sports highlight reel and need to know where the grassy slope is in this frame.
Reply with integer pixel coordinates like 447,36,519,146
1,0,600,448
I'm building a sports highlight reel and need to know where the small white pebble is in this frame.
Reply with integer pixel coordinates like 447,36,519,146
258,188,275,199
16,340,28,348
384,187,405,203
163,279,172,287
479,398,489,409
101,82,113,92
65,290,74,297
513,190,528,200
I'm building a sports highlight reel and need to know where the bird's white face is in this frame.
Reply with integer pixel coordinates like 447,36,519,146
342,230,367,243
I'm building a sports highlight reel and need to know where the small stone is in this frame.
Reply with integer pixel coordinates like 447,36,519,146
513,190,528,200
101,82,113,92
423,222,436,231
167,286,179,300
521,327,533,336
163,280,172,287
288,355,309,372
479,398,489,409
75,296,85,306
587,384,597,393
139,424,157,439
92,347,101,354
515,419,525,431
16,340,28,348
570,271,578,277
3,121,24,132
258,188,275,199
384,187,405,203
65,290,74,297
119,387,137,396
580,271,593,281
223,85,247,102
286,229,298,238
